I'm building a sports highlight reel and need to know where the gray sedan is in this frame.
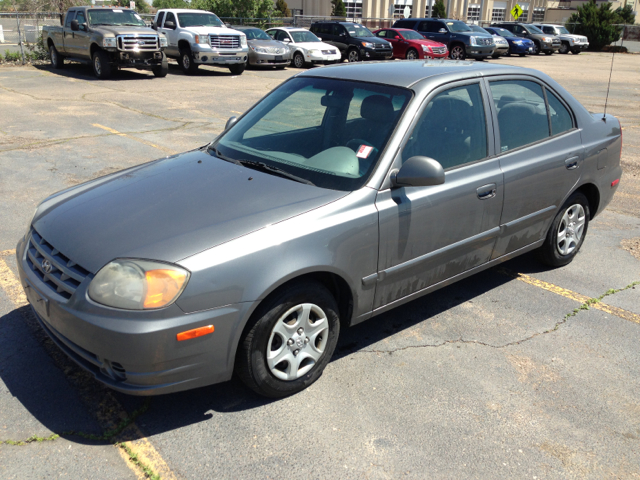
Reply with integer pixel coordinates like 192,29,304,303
17,61,622,398
234,26,291,68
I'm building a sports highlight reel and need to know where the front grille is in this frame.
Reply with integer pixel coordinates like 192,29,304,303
321,49,337,55
374,43,391,50
260,46,287,54
210,35,240,49
431,46,447,54
476,37,494,46
25,230,90,300
117,34,159,51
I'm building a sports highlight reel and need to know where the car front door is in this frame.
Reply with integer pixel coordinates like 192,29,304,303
68,10,90,58
332,24,349,54
486,77,584,258
159,11,179,56
373,80,504,311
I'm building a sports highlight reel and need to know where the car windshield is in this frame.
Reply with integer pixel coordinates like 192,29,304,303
469,25,489,33
291,30,320,42
400,30,424,40
88,9,146,27
177,13,223,28
212,77,412,191
347,24,374,37
241,28,271,40
526,25,544,34
490,27,512,37
446,21,472,32
556,26,570,34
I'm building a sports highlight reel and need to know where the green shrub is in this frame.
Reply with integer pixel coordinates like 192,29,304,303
4,50,22,62
25,35,50,61
433,0,447,19
567,0,624,51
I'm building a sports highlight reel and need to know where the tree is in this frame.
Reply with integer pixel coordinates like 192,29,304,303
152,0,192,9
615,4,636,25
275,0,290,17
113,0,149,14
191,0,273,18
432,0,446,19
567,0,623,50
331,0,346,17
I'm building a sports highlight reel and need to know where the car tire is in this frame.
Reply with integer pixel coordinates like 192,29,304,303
229,62,246,75
571,49,581,55
347,48,360,62
449,44,466,60
544,50,553,55
405,48,418,60
293,51,306,68
235,281,341,398
180,49,199,75
49,44,64,69
491,53,500,59
519,53,526,57
275,65,286,70
533,41,541,55
152,53,168,77
559,42,570,54
537,192,590,268
92,49,112,79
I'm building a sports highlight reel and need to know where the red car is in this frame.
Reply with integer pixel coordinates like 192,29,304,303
373,28,448,60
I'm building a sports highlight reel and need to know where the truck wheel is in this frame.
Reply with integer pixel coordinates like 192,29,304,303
449,44,466,60
92,50,112,79
571,49,581,55
152,53,168,77
49,44,64,69
180,49,199,75
229,62,246,75
559,42,570,54
544,50,553,55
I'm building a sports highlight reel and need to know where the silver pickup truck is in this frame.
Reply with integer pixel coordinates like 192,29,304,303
42,6,168,79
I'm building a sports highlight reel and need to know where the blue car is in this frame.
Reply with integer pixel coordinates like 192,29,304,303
484,26,535,56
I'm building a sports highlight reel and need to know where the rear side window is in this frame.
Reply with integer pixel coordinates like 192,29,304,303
394,20,414,29
546,90,573,135
332,24,344,36
490,80,550,152
403,83,488,169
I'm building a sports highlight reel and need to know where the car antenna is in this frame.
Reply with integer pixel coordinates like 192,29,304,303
603,25,625,121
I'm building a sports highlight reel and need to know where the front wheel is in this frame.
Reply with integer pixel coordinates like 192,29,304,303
347,48,360,62
235,281,340,398
449,45,466,60
92,49,112,79
49,44,64,69
491,53,500,59
559,42,570,54
152,59,168,78
533,42,541,55
180,49,199,75
571,49,581,55
537,192,590,267
229,62,246,75
544,50,553,55
293,51,305,68
405,48,418,60
519,53,526,57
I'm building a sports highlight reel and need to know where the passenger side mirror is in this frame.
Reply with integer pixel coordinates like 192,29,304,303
151,21,157,30
80,22,87,31
394,35,401,39
164,20,176,30
438,28,447,34
70,19,79,31
317,37,322,41
391,156,445,188
225,116,238,130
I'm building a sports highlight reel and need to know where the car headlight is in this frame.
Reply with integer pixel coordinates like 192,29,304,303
513,40,522,44
251,45,268,53
543,37,552,42
469,36,478,46
307,49,320,55
103,37,116,48
421,45,430,52
361,41,374,48
194,35,208,45
88,259,189,310
159,36,168,48
240,35,247,47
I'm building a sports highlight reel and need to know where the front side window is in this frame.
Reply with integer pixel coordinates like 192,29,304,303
489,80,550,152
156,12,165,27
177,13,223,28
213,77,412,191
403,83,488,170
164,12,176,27
76,11,86,25
65,11,76,28
291,30,320,43
401,30,424,40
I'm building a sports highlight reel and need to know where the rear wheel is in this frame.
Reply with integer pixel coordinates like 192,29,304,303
347,48,360,62
229,62,246,75
92,49,112,79
533,41,541,55
180,49,199,75
449,44,466,60
559,42,570,54
49,44,64,69
537,192,590,267
293,51,306,68
519,53,526,57
235,281,340,398
492,53,500,58
405,48,418,60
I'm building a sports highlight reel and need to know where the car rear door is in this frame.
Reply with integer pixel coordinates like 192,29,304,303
485,76,584,258
373,80,504,311
59,9,76,54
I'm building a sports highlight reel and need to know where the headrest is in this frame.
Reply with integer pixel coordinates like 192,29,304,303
498,102,537,120
497,95,522,109
361,95,394,123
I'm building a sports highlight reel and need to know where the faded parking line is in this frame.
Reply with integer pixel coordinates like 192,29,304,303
92,123,178,155
0,248,176,480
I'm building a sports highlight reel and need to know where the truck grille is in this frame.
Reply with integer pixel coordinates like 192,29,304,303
431,46,447,54
209,35,240,49
117,34,159,52
25,230,90,300
476,37,494,46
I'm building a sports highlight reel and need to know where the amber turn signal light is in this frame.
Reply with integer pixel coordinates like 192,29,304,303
177,325,214,342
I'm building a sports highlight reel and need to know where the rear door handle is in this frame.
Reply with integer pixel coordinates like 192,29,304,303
565,156,580,170
477,183,497,200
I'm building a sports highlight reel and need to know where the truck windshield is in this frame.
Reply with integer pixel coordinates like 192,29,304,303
446,21,472,33
88,9,146,27
177,13,223,28
212,76,412,191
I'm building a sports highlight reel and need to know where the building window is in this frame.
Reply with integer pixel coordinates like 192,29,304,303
394,4,413,18
344,0,363,19
517,5,529,22
491,8,505,22
532,7,545,22
467,4,481,22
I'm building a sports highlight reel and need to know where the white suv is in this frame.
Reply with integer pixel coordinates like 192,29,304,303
265,27,342,68
154,9,249,74
533,24,589,54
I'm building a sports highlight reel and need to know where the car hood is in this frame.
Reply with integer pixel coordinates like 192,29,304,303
295,41,337,50
182,26,243,36
407,38,446,48
248,38,287,49
93,25,158,36
362,36,391,45
32,149,346,274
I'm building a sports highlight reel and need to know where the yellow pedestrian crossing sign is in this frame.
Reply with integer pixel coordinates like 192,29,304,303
511,4,523,20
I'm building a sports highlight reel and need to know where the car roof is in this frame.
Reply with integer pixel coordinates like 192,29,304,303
267,27,307,31
298,60,528,89
396,18,458,22
157,9,213,14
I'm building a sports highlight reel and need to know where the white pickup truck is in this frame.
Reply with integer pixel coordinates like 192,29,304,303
153,9,248,75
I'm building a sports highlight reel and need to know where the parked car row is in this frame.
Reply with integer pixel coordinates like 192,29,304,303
42,7,588,80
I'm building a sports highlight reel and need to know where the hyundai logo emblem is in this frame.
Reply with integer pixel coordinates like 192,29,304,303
41,259,53,274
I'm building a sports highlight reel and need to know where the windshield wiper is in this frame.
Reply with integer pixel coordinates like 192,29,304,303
121,23,145,26
237,160,315,186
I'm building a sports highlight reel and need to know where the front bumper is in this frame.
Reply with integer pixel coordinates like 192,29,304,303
16,234,248,395
466,45,494,58
541,41,560,52
361,48,393,60
112,50,165,69
493,44,510,55
191,45,249,65
510,42,534,54
306,51,342,63
248,51,291,66
571,43,589,50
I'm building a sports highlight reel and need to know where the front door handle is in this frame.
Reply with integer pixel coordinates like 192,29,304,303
477,183,497,200
565,156,580,170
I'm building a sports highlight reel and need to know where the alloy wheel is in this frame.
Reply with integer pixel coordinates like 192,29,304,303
266,303,329,381
451,46,464,60
348,50,359,62
94,56,101,76
557,204,586,255
182,54,190,70
406,49,417,60
294,53,304,68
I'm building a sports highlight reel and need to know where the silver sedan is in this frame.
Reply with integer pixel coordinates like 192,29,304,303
233,26,291,68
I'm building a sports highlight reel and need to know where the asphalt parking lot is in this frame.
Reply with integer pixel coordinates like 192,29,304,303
1,53,639,479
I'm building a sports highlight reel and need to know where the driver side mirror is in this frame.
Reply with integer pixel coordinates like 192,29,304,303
164,20,176,30
391,156,445,188
79,22,87,31
225,116,238,130
282,37,291,43
70,19,79,31
438,28,447,34
151,21,157,30
394,35,401,39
